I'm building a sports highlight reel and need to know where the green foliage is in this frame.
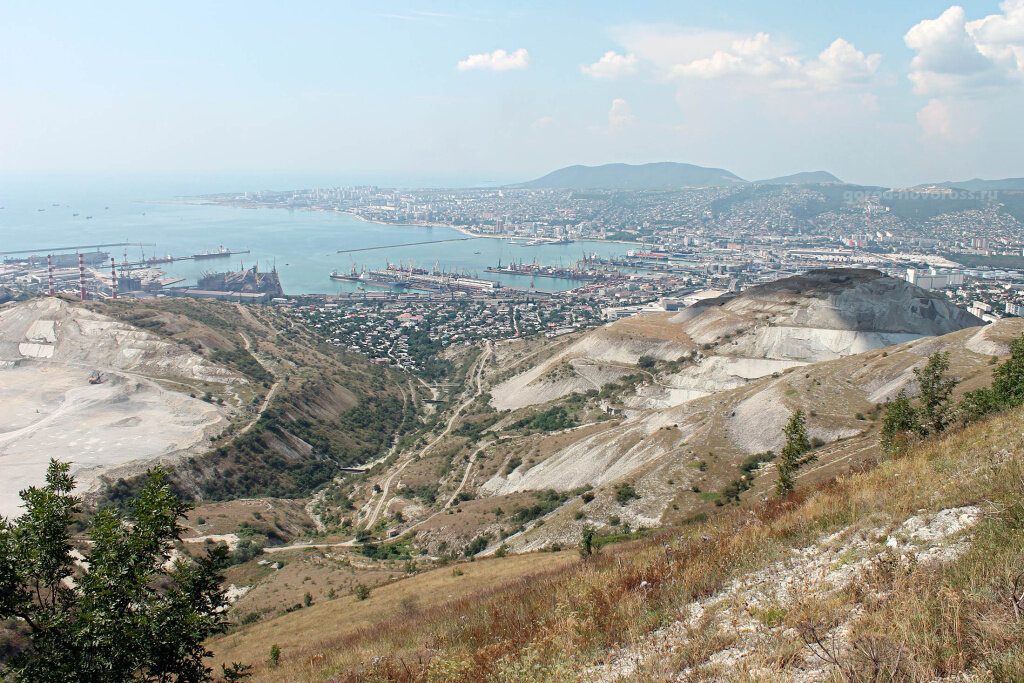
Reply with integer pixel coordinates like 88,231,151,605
776,409,814,496
452,413,503,440
881,389,919,457
210,347,271,383
511,406,577,433
954,334,1024,425
269,644,281,667
991,334,1024,408
615,483,639,505
739,450,775,474
509,490,569,524
359,538,413,561
578,524,597,558
462,535,491,557
352,584,371,601
960,387,999,423
637,355,656,370
914,351,959,435
0,460,247,681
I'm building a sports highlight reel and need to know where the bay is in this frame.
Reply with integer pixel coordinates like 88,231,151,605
0,181,631,295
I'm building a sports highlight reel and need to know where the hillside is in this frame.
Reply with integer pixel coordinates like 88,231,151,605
283,274,997,565
515,162,745,189
210,395,1024,682
938,177,1024,191
0,297,243,516
0,296,417,517
88,298,417,504
491,269,981,412
756,170,842,184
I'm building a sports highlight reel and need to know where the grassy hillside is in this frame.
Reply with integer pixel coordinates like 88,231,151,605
216,402,1024,681
87,298,419,502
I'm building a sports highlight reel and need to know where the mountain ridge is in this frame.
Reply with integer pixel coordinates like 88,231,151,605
756,170,842,185
514,162,746,189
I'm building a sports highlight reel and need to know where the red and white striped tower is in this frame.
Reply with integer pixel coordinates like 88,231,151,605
78,253,87,300
47,254,55,296
110,257,118,299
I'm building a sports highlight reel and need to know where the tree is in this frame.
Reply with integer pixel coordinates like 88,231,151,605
914,351,958,435
578,524,598,558
0,460,249,682
991,334,1024,408
880,389,919,457
775,409,814,496
958,334,1024,423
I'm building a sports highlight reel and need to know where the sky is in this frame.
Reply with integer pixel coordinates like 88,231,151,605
0,1,1022,188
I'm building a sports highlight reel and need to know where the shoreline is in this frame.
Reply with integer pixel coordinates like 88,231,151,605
171,199,645,247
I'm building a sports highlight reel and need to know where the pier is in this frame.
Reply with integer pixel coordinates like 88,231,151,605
337,236,482,254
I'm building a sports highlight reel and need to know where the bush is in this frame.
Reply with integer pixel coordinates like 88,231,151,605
615,483,639,505
352,584,371,601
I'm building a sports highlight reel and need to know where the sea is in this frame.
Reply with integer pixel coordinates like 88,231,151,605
0,174,632,295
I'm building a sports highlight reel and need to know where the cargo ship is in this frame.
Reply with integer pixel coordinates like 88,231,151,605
192,245,232,260
330,265,365,282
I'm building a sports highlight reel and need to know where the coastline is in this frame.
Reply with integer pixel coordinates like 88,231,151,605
177,200,644,248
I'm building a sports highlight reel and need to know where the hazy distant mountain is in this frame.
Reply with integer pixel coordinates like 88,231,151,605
515,162,746,189
938,178,1024,191
756,170,842,185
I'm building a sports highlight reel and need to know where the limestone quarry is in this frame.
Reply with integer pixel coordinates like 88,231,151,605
0,297,244,516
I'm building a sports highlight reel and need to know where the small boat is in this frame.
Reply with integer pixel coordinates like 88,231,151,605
72,213,79,217
86,216,93,220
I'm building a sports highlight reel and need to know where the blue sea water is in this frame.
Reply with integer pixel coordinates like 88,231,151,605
0,175,630,295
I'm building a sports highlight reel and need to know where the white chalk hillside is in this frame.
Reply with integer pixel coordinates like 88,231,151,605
491,269,982,412
0,298,244,517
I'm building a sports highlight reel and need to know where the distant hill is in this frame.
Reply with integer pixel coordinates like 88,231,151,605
938,178,1024,192
515,162,745,190
756,170,842,185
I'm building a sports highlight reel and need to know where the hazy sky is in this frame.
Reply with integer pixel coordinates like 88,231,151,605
1,1,1022,187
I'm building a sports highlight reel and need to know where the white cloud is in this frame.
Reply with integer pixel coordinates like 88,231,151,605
806,38,883,89
531,115,555,129
666,31,880,90
905,2,1024,95
582,51,638,79
917,98,955,138
916,97,980,141
457,48,530,72
608,98,634,127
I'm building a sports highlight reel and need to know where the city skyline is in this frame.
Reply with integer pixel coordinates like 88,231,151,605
1,1,1022,187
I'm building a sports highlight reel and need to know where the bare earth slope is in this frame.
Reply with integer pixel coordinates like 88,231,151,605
477,319,1019,552
0,297,244,516
491,269,982,411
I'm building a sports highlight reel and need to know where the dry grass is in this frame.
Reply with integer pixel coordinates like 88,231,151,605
208,550,579,677
213,404,1024,681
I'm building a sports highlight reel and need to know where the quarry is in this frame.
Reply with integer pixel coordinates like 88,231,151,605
0,297,244,516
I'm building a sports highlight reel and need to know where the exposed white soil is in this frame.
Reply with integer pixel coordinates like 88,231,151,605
491,270,981,412
586,505,983,682
0,298,241,517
